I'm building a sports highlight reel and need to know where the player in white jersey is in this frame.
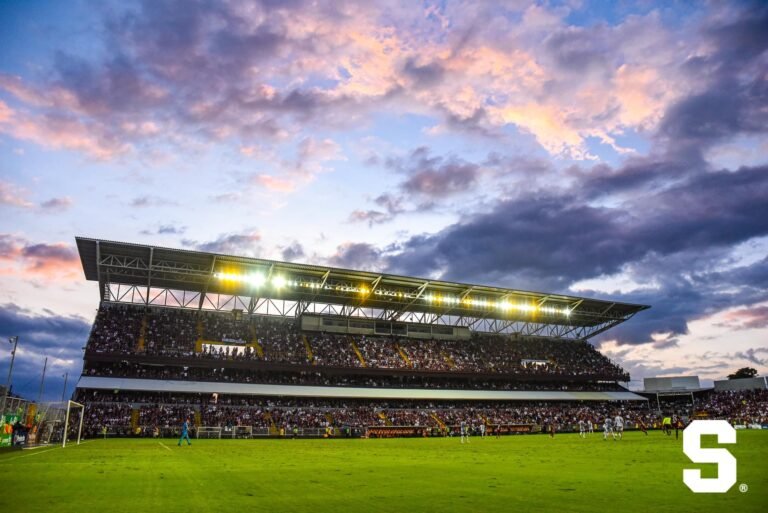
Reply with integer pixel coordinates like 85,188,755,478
460,421,470,444
479,422,486,438
578,419,586,438
603,417,616,441
614,414,624,440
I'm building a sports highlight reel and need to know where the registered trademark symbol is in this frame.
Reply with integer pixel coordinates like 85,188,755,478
739,483,748,493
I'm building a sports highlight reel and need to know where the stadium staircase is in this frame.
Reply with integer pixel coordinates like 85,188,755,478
349,337,367,367
130,409,140,431
377,411,393,426
395,343,413,368
137,315,147,352
194,319,204,353
264,412,279,436
324,413,340,436
302,335,316,365
248,325,265,358
430,413,447,431
194,411,201,427
441,351,457,369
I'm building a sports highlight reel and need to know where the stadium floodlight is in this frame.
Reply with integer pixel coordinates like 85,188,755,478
246,273,266,287
272,276,287,289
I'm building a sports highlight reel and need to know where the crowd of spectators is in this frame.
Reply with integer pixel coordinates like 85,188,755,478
309,333,361,367
693,389,768,424
85,304,628,380
145,309,198,357
75,389,768,438
86,306,143,353
83,361,626,391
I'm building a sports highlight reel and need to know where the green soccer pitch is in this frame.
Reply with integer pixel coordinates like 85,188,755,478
1,431,766,513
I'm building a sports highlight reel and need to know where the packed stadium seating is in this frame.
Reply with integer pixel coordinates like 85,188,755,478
86,304,768,439
75,389,768,438
84,304,629,381
82,361,627,391
75,390,652,436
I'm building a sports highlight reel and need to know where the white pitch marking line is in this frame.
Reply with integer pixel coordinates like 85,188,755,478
159,442,173,452
0,447,58,462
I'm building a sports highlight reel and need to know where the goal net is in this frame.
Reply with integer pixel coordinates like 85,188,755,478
31,401,67,446
62,400,85,448
221,425,252,439
197,426,222,439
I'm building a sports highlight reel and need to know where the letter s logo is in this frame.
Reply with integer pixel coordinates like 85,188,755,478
683,420,737,493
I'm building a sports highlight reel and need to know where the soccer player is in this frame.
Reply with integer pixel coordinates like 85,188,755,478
662,416,672,436
460,420,469,444
586,417,594,435
636,417,648,436
603,416,615,441
674,416,685,440
578,419,586,439
614,413,624,440
178,417,192,447
479,422,486,438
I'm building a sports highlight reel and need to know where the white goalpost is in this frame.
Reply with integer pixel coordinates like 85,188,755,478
197,426,222,439
62,400,85,448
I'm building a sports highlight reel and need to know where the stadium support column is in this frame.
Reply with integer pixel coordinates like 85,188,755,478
145,247,154,307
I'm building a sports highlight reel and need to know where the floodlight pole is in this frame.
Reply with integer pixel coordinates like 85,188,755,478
37,357,48,404
1,336,19,415
61,372,69,403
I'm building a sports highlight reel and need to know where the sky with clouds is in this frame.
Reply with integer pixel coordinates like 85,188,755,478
1,0,767,399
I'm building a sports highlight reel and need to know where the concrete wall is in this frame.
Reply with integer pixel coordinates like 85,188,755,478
77,376,648,402
713,376,768,391
643,376,700,392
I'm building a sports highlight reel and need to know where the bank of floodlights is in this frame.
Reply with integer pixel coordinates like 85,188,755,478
213,271,572,317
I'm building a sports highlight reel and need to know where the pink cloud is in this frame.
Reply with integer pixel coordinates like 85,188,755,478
0,180,34,208
0,100,129,160
0,4,700,161
719,306,768,330
0,234,80,280
253,174,297,193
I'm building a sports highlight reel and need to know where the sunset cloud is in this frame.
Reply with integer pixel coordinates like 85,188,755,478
0,1,711,161
0,235,81,280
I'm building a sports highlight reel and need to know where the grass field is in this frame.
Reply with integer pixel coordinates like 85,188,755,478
1,431,766,513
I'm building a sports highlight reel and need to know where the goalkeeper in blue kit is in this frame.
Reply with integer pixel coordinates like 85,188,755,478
178,418,192,446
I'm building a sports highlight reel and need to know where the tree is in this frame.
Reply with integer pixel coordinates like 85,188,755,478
727,367,758,380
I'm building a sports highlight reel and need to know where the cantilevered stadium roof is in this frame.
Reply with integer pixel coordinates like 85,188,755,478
76,237,649,339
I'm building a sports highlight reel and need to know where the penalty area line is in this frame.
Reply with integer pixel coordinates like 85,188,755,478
0,447,59,462
159,442,173,452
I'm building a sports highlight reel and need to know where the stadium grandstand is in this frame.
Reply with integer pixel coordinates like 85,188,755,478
73,237,659,438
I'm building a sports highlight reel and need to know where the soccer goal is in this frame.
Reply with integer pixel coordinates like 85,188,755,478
197,426,222,439
234,426,252,439
62,400,85,448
